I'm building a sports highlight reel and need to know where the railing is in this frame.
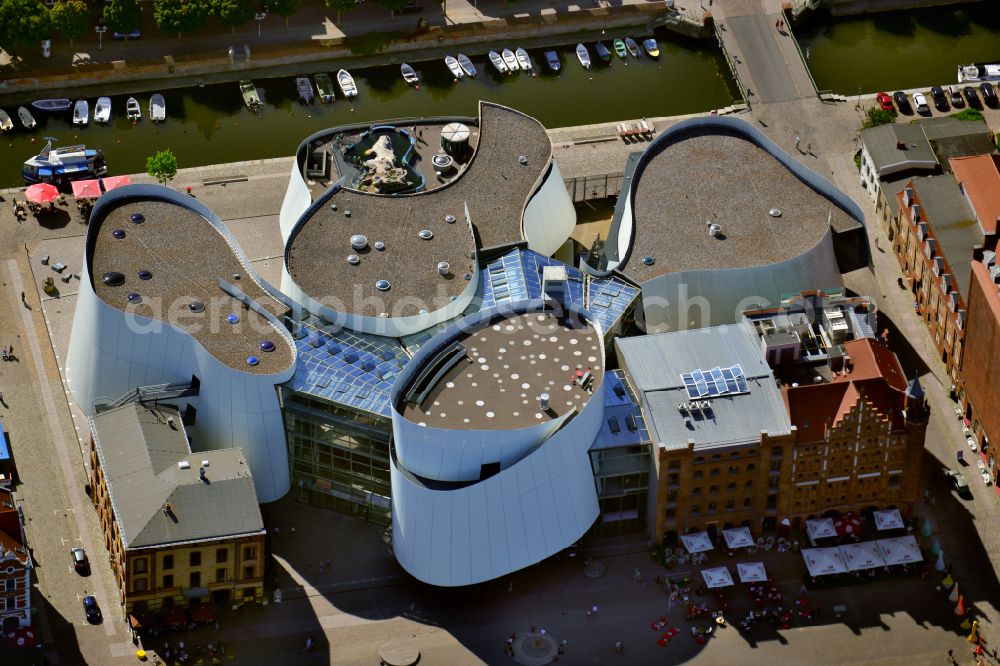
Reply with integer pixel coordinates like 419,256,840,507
564,172,625,203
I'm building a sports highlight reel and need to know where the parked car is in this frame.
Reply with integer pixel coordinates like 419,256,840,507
912,92,930,114
948,87,965,108
112,30,141,40
930,86,949,112
82,595,102,624
945,469,972,499
979,82,997,108
893,91,912,114
875,92,894,111
70,547,90,575
963,86,981,108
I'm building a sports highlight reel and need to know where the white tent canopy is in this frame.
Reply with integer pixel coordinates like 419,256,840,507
876,536,923,565
701,566,734,589
681,531,714,554
722,526,755,549
806,518,837,541
839,541,886,571
873,509,905,531
736,561,768,583
802,547,847,576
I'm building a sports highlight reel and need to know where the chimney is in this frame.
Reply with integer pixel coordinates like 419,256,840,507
539,393,550,411
163,502,172,515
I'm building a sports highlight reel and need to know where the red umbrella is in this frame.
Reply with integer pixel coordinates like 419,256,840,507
14,627,36,649
71,179,102,199
101,175,132,191
834,512,862,536
25,183,59,204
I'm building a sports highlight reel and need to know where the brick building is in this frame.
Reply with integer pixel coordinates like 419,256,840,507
88,403,266,622
0,487,32,629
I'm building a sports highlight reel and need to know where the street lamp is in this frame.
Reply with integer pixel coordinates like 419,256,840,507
255,11,267,38
95,24,107,50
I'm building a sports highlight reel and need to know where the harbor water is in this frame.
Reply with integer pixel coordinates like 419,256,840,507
0,37,737,187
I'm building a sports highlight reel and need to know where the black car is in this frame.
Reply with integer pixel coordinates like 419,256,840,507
980,82,998,108
945,470,972,499
963,86,981,108
893,91,912,114
82,595,102,624
949,87,965,108
70,547,90,575
930,86,949,112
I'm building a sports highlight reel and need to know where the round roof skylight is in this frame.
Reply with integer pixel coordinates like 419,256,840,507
112,229,126,239
642,256,655,266
127,292,142,304
188,301,205,313
769,208,783,218
376,279,391,291
347,254,360,265
227,314,240,324
130,213,145,224
102,272,125,286
350,234,368,250
260,340,275,352
138,270,152,280
445,214,456,224
374,241,386,251
418,229,433,240
247,356,259,366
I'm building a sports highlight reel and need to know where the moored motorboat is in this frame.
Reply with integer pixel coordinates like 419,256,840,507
240,79,263,111
613,38,627,59
489,50,508,74
502,48,519,73
401,63,420,85
445,55,464,79
544,50,560,73
337,69,358,98
296,77,315,104
576,43,591,69
515,47,532,72
18,107,35,130
625,37,640,57
315,73,336,103
643,38,660,58
22,139,107,185
458,53,477,78
0,109,12,133
126,97,141,121
957,63,1000,84
73,100,89,126
149,93,166,122
94,97,112,123
31,98,72,113
594,42,611,62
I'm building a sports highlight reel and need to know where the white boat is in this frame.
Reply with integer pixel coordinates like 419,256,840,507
126,97,141,121
401,63,419,86
958,63,1000,84
23,140,107,184
0,109,12,133
457,53,477,78
489,50,508,74
576,43,591,69
444,55,464,79
17,107,35,130
73,100,89,126
502,48,519,72
94,97,112,124
337,69,358,99
515,47,531,72
149,93,165,122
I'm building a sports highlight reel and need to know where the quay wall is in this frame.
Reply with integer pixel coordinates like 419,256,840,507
821,0,986,16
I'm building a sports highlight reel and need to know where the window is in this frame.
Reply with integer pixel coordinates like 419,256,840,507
216,568,227,583
707,502,717,513
189,551,201,567
727,482,736,493
744,480,753,489
243,546,256,561
691,505,701,515
5,579,14,591
709,468,720,477
766,494,777,509
709,485,719,495
746,463,755,472
889,476,900,488
162,574,174,589
665,508,676,519
725,499,735,511
216,548,228,563
743,497,753,508
244,565,255,579
134,578,147,593
693,470,704,479
162,555,174,570
728,465,739,475
668,461,680,470
190,572,201,588
134,557,148,574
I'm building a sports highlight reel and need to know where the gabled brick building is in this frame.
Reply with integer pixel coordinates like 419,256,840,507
0,487,32,629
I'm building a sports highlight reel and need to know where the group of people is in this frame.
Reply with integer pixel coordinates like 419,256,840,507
160,639,225,665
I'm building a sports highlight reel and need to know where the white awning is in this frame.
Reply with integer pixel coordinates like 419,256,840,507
722,526,754,549
680,531,714,554
876,536,923,565
802,547,847,576
838,541,886,571
701,566,734,589
873,508,905,531
806,518,837,541
736,561,768,583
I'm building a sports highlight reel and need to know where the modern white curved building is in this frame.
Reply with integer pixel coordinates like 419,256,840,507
389,290,606,586
65,185,296,503
599,116,868,334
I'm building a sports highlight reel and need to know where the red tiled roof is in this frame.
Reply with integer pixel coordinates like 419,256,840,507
836,338,908,391
0,488,28,565
950,155,1000,235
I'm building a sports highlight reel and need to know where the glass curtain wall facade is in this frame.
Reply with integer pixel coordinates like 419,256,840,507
590,444,651,537
280,389,392,525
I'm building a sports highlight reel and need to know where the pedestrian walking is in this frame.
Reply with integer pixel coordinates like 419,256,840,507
305,636,314,652
0,392,5,407
614,640,625,654
291,525,297,536
806,142,812,155
20,291,27,308
272,527,279,538
794,135,801,151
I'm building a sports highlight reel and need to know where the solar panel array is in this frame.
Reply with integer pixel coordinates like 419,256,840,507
681,364,749,400
586,275,640,334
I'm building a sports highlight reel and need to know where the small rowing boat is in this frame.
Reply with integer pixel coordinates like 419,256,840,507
337,69,358,98
149,93,165,122
32,98,72,113
544,51,560,72
458,53,477,78
126,97,141,121
17,106,35,129
502,48,519,72
515,47,531,72
489,50,508,74
445,55,464,79
295,77,315,104
576,43,591,70
595,42,611,62
613,39,627,59
95,97,112,124
643,38,660,58
315,73,336,103
240,80,263,111
0,109,12,132
625,37,640,57
401,63,419,85
73,100,89,126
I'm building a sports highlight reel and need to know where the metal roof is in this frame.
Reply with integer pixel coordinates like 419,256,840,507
910,175,979,301
860,123,938,175
90,403,263,550
616,323,791,450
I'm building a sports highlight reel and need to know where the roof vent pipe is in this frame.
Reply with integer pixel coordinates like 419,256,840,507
438,261,450,276
708,223,723,238
539,393,550,410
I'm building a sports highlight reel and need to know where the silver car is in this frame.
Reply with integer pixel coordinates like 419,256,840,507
912,92,930,114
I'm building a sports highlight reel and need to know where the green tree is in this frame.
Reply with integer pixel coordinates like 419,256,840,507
266,0,298,26
214,0,253,32
103,0,141,36
146,149,178,185
153,0,209,39
50,0,89,46
0,0,51,56
324,0,354,23
861,106,896,129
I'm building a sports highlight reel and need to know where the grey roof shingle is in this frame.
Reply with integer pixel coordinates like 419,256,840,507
90,403,264,549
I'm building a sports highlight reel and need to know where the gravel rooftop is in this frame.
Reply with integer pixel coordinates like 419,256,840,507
401,310,602,431
623,128,854,281
90,199,294,374
286,102,552,319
